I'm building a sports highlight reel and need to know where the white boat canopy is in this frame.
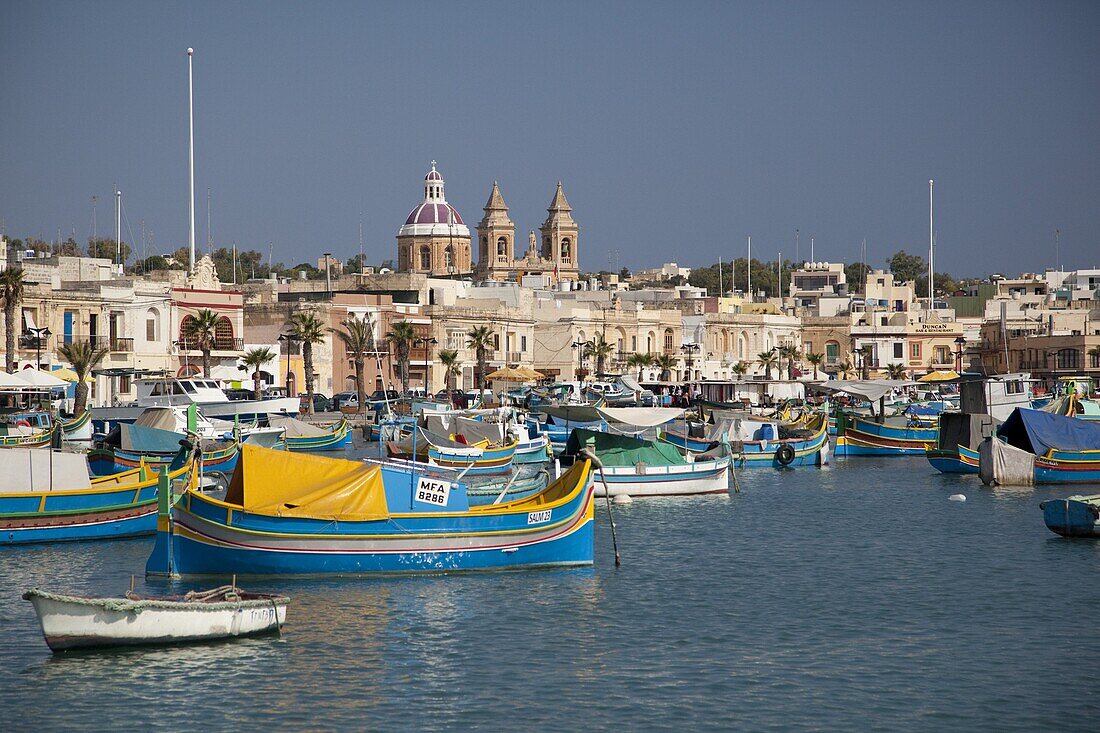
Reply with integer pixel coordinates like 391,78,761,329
807,380,919,402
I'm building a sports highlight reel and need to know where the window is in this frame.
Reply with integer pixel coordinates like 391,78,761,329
119,375,132,393
1091,350,1100,369
825,341,839,361
520,335,527,352
1056,349,1079,370
631,336,637,351
215,317,235,348
444,246,454,269
447,330,464,350
561,238,572,262
893,343,903,359
664,329,674,352
911,343,921,358
1005,380,1023,395
419,246,432,270
146,309,159,342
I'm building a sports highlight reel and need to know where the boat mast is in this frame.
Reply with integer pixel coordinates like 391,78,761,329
187,48,196,274
928,179,934,316
115,186,121,272
747,236,752,302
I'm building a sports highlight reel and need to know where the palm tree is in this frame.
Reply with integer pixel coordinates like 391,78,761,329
584,333,615,378
779,344,801,380
625,352,652,380
805,352,824,379
858,344,874,380
837,360,854,379
240,347,275,400
286,310,326,413
757,349,779,380
57,340,108,416
437,348,460,396
654,353,678,381
0,267,25,373
467,325,494,392
731,360,749,380
386,320,417,394
331,316,372,412
182,308,220,377
886,363,908,380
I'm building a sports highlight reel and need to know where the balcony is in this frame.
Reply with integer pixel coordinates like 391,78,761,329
18,334,47,349
507,351,523,363
176,337,244,352
110,337,134,353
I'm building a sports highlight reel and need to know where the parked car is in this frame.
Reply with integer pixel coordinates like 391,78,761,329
300,393,332,412
332,392,359,410
367,389,401,411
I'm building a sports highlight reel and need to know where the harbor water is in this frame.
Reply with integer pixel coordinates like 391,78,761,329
2,447,1098,731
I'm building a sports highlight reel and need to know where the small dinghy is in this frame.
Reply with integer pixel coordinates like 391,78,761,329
23,583,288,652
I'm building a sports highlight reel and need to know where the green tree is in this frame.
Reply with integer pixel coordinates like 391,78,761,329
182,308,221,377
57,340,109,416
584,333,616,377
731,360,749,380
138,255,169,272
887,250,926,284
779,344,801,380
331,316,372,412
240,347,275,400
87,238,131,264
757,349,779,380
915,272,957,299
437,348,460,396
886,363,908,380
466,326,495,392
625,352,653,380
837,360,854,379
805,352,824,379
386,320,418,394
844,262,871,294
654,353,678,381
286,310,327,413
0,267,25,373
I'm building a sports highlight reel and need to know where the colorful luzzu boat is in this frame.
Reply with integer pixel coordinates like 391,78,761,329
924,412,997,475
268,416,352,451
0,423,55,448
89,423,239,478
1,449,195,545
979,408,1100,486
665,414,829,468
561,428,730,497
385,426,517,476
145,444,595,577
834,412,939,456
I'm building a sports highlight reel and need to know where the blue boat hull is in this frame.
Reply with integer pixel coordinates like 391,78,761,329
2,510,156,545
1041,498,1100,537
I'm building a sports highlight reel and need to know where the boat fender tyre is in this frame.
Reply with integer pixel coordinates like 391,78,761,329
775,444,796,466
14,420,30,428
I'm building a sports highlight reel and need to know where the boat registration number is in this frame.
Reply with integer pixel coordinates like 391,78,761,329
527,510,552,524
415,477,452,506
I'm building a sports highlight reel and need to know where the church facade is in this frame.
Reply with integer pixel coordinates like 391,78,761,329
397,162,580,285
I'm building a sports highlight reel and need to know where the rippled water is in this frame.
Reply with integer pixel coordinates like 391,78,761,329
2,450,1099,731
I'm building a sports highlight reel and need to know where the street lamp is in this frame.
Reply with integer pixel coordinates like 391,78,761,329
415,336,438,394
953,336,966,373
278,333,300,405
571,341,587,381
28,326,51,370
680,343,700,381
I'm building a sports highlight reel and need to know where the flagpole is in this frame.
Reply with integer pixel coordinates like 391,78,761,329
187,48,196,274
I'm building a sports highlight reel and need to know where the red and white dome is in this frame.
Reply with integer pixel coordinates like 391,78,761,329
398,161,470,238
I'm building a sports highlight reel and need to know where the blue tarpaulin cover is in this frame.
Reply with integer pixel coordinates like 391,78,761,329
997,408,1100,456
905,403,945,416
104,423,186,453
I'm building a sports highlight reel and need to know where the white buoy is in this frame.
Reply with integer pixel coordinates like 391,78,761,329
613,494,633,505
948,494,966,502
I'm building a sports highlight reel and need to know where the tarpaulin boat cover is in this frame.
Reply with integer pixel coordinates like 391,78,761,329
0,448,92,492
979,437,1035,486
390,427,482,455
904,403,946,416
425,415,504,444
595,407,684,428
102,423,187,453
619,375,644,393
808,380,917,402
564,428,686,467
997,408,1100,456
937,412,998,450
541,405,605,425
134,407,181,432
268,416,331,438
224,444,388,520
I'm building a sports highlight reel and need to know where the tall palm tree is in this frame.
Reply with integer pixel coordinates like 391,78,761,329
386,320,418,394
779,344,801,380
654,353,678,381
584,333,615,378
331,316,372,412
57,340,108,416
0,267,25,373
286,310,326,413
467,325,494,392
240,347,275,400
625,352,652,380
886,363,908,380
437,348,460,396
837,360,854,379
731,360,749,380
182,308,220,377
757,349,779,380
805,352,824,379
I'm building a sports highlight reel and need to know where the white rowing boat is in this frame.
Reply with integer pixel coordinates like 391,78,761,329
23,584,288,651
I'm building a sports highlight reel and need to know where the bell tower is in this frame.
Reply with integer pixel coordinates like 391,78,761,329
476,182,515,281
539,181,579,281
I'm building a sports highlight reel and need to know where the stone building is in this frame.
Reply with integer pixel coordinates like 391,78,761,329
475,181,581,286
396,162,472,277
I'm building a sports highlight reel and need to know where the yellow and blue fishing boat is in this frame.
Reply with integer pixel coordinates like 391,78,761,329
146,444,595,576
385,426,517,475
980,408,1100,485
665,414,829,467
834,411,939,456
89,422,240,478
267,416,352,451
1,448,195,545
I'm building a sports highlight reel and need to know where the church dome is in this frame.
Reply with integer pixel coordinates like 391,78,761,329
398,161,470,238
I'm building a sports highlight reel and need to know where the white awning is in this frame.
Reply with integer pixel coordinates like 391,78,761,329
596,406,684,427
807,380,918,402
15,369,69,389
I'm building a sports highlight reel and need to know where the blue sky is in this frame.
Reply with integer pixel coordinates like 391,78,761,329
1,1,1097,275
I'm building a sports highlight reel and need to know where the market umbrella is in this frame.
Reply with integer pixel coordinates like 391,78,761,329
0,371,27,389
50,367,93,383
485,366,530,381
513,366,545,380
15,369,69,389
918,370,959,382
